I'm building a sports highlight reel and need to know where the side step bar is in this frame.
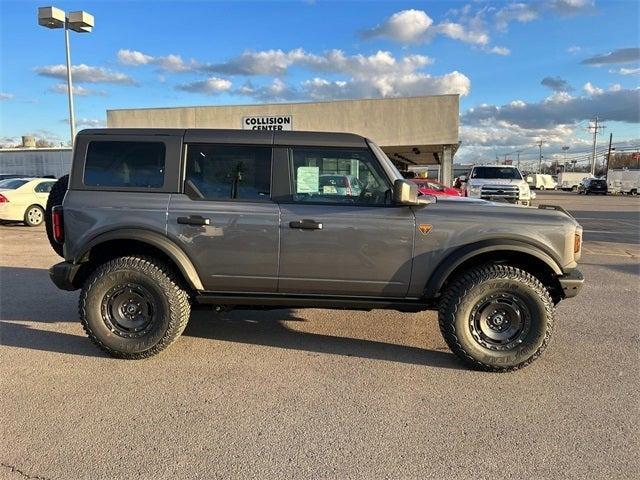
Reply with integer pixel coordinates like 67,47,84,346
195,293,432,312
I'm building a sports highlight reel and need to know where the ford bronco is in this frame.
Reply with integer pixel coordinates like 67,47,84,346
46,129,584,371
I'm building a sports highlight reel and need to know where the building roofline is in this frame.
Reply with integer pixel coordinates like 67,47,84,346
107,94,460,114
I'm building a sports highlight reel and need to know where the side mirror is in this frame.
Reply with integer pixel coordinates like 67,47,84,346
393,179,420,205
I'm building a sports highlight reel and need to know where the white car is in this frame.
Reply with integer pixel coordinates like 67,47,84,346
463,165,534,206
0,177,57,226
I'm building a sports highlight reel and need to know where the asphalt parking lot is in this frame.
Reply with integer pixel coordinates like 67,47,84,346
1,191,639,479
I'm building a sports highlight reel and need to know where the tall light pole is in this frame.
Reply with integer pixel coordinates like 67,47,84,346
38,6,94,145
537,140,543,173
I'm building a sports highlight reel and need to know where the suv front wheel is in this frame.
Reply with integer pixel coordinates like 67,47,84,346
438,264,554,372
80,256,191,358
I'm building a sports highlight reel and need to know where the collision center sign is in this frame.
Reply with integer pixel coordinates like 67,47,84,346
243,115,293,131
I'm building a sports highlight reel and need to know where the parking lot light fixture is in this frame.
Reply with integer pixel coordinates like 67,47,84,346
37,6,94,145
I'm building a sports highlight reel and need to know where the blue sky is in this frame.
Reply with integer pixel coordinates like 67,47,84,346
1,0,639,166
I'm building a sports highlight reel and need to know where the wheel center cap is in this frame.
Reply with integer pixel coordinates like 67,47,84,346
126,304,138,315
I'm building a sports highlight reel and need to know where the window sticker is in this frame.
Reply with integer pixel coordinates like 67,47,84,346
297,166,319,193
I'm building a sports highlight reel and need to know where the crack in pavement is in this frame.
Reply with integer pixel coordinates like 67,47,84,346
0,463,51,480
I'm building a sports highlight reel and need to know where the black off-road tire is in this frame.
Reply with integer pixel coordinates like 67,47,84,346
44,174,69,257
438,264,555,372
79,256,191,359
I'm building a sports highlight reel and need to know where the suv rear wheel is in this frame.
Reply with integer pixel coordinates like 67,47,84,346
438,264,554,372
79,256,191,358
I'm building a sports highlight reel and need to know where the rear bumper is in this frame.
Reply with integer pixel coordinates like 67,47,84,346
49,261,81,291
559,269,584,298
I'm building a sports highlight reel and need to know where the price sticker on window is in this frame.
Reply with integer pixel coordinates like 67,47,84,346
297,167,319,193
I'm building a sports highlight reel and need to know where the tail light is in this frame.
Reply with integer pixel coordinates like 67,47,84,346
574,232,582,254
0,194,8,203
52,206,64,243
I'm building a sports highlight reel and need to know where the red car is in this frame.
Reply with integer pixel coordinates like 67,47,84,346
410,179,462,197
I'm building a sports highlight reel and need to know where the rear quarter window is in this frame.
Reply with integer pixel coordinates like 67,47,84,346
84,141,166,188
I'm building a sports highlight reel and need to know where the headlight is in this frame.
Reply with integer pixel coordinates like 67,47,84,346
469,185,482,194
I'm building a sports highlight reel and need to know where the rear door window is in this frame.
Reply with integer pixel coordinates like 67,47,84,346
34,181,55,193
84,141,166,188
185,144,271,201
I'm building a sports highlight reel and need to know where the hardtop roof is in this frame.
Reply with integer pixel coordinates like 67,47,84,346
78,128,368,148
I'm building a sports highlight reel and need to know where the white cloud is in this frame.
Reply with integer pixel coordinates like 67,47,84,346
61,118,106,128
567,45,581,54
117,49,192,72
175,77,232,95
232,70,471,103
363,9,433,43
35,64,135,84
301,71,471,100
434,21,489,46
462,86,640,129
49,84,107,96
201,48,309,76
494,3,539,31
0,92,14,101
610,67,640,76
487,46,511,56
582,82,603,95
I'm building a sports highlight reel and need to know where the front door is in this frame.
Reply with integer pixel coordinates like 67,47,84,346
277,146,415,297
167,143,280,292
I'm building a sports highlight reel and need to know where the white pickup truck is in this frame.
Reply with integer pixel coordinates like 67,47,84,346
463,165,534,206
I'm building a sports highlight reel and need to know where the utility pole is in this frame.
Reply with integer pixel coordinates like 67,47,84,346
562,146,569,172
516,151,521,170
537,140,543,173
588,116,606,176
605,132,613,180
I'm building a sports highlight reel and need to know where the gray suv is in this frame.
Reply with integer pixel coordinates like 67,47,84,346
47,129,584,371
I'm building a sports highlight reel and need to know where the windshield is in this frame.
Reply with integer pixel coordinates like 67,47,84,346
367,140,403,182
471,167,523,180
0,179,28,189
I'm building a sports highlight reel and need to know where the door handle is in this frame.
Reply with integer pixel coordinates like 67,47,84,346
177,215,211,226
289,219,323,230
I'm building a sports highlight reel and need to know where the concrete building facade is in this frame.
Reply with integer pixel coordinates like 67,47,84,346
107,95,459,184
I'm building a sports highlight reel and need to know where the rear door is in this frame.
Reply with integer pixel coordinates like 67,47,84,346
167,140,280,292
276,146,415,297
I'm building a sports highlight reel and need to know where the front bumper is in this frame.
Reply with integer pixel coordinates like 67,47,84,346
49,261,81,291
558,269,584,298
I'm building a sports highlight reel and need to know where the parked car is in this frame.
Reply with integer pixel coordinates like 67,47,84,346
526,174,557,190
410,178,461,197
578,178,607,195
0,177,57,226
47,128,584,371
463,165,534,206
319,174,363,197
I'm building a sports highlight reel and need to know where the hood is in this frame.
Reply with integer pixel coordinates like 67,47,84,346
431,196,579,226
467,178,526,186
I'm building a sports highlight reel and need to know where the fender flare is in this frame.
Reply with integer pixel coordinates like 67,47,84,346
423,239,563,298
75,228,204,291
